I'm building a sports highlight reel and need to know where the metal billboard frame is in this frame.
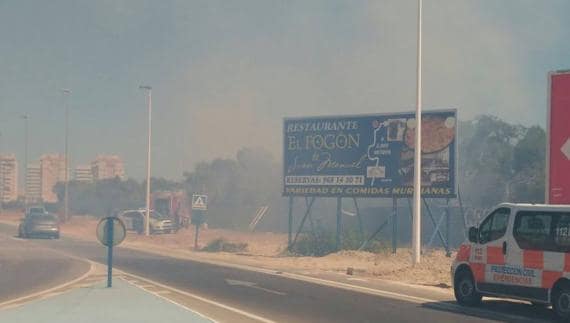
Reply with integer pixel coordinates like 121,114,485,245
283,109,463,256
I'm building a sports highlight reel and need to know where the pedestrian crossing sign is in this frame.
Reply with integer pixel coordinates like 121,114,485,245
192,194,208,210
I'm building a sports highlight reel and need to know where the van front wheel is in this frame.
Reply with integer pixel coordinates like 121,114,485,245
553,284,570,320
454,269,482,306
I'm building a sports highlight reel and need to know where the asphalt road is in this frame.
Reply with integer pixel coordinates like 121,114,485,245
0,223,555,322
0,232,90,303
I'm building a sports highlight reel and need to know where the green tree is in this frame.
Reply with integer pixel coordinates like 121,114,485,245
54,177,144,217
510,126,546,203
458,115,545,208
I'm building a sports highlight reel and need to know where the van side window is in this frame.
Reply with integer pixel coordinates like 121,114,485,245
512,211,570,251
554,215,570,250
478,208,510,244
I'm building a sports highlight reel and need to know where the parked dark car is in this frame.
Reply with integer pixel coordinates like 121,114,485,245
18,212,60,239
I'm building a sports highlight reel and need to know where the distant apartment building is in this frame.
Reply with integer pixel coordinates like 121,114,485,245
40,154,66,203
74,165,93,182
91,155,125,181
26,163,41,203
0,154,18,203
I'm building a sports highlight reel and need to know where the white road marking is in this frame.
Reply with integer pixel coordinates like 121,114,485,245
346,278,368,282
138,285,155,289
119,270,276,323
225,279,287,296
39,292,63,300
122,278,218,323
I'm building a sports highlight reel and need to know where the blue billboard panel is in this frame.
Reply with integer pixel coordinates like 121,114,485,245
283,110,457,198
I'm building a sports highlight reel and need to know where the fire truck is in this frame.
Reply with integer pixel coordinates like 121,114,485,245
150,191,191,231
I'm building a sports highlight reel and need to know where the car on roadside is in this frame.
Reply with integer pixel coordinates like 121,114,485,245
18,212,60,239
118,209,174,234
452,203,570,320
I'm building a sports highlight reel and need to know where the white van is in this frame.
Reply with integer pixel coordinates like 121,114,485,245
452,203,570,319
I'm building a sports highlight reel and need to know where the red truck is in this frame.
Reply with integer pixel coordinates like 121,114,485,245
150,191,191,231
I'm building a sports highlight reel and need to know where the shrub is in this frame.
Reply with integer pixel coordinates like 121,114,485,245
290,229,389,256
202,238,248,253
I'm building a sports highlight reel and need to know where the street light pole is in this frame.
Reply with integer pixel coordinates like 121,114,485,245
412,0,423,266
139,85,152,236
62,89,72,221
0,131,3,214
21,114,29,205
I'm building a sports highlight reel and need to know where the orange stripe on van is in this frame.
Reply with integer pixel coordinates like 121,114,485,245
523,250,543,269
456,244,471,262
486,246,505,265
542,271,562,289
564,254,570,272
471,263,485,283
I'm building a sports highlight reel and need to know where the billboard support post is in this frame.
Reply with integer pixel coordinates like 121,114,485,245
359,217,390,251
457,190,468,240
392,198,398,254
445,198,451,257
288,196,294,250
422,198,450,256
305,197,317,238
353,198,364,238
290,197,316,249
336,197,342,251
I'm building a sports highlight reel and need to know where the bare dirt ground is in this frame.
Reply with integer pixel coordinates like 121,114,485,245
0,211,454,289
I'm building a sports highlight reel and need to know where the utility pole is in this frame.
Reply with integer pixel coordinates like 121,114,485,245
412,0,423,266
0,131,3,214
139,85,152,236
62,89,72,221
21,114,29,205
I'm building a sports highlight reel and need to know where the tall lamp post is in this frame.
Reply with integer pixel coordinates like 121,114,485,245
139,85,152,236
21,114,29,205
412,0,423,266
0,131,3,214
62,89,72,221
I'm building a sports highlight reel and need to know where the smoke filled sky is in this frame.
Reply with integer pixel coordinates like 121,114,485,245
0,0,569,180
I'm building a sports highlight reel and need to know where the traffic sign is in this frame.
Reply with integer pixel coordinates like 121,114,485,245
97,216,126,288
547,71,570,204
192,194,208,210
96,216,126,247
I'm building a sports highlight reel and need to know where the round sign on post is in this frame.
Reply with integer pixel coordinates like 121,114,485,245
97,217,126,247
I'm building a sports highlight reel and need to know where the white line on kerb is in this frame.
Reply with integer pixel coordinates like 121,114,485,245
122,277,219,323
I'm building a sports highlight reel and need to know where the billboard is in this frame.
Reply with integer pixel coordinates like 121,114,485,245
283,110,457,198
547,71,570,204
